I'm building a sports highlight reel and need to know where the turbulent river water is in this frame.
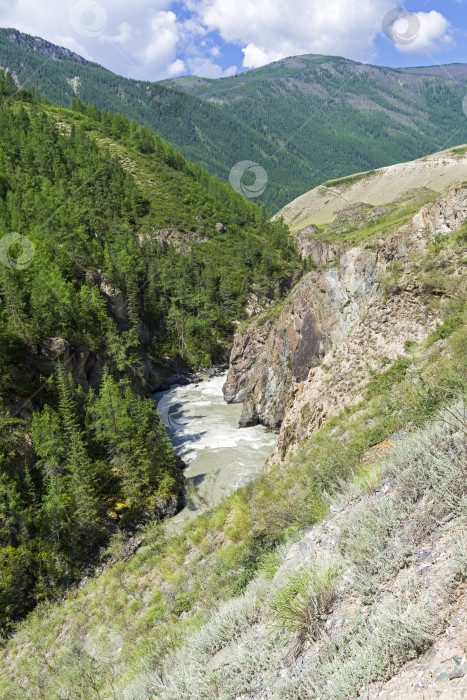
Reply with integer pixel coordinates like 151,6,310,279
154,374,276,529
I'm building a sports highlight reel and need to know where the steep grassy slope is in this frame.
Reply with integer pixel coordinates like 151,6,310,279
277,144,467,231
0,179,465,698
155,407,467,699
2,29,467,211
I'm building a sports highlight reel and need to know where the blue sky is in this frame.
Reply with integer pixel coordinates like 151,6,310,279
0,0,465,80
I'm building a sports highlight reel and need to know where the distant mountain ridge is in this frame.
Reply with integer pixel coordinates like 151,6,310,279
1,28,467,211
3,27,90,64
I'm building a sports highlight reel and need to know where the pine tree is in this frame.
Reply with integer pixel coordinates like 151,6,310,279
56,366,102,544
0,268,33,343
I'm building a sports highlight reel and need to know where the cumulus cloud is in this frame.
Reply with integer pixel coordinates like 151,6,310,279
100,21,133,45
390,11,454,54
196,0,396,67
187,56,237,77
0,0,183,79
167,58,186,76
0,0,458,79
139,11,179,67
194,0,455,68
242,44,283,69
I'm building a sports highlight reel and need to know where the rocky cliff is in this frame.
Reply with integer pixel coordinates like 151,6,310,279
8,270,178,422
224,187,467,456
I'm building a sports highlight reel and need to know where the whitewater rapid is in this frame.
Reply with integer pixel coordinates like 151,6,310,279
154,374,276,528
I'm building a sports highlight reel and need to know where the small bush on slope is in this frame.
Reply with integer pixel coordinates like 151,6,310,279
269,563,339,661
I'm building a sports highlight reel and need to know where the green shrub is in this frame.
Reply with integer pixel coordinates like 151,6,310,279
365,357,412,400
269,562,339,660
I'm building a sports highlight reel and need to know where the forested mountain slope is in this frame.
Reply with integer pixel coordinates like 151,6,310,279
1,29,467,211
165,54,467,208
0,28,314,212
0,73,299,630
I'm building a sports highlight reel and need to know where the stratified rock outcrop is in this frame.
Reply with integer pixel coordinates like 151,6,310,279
225,187,467,449
295,224,344,265
223,322,271,406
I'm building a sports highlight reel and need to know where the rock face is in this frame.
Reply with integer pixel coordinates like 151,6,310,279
36,338,105,392
33,336,171,395
225,186,467,446
326,201,393,234
152,228,209,253
85,269,129,330
274,186,467,461
295,227,343,266
412,186,467,235
223,322,271,406
23,270,178,400
226,243,379,429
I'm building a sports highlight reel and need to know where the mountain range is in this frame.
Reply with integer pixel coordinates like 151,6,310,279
1,28,467,211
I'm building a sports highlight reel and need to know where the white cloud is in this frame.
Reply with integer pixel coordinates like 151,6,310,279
167,58,185,76
392,11,454,54
242,44,283,69
195,0,455,68
139,11,179,66
197,0,395,66
100,21,133,45
0,0,458,79
0,0,184,79
187,56,236,78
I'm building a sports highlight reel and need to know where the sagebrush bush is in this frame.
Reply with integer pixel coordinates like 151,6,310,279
269,563,339,661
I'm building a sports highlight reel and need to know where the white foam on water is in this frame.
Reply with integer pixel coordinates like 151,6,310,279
153,373,277,529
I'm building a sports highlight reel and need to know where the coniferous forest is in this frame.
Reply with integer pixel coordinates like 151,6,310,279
1,29,466,212
0,70,300,629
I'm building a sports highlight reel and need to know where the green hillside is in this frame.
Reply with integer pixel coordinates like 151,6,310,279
0,74,299,630
0,29,315,212
165,55,467,211
1,29,467,212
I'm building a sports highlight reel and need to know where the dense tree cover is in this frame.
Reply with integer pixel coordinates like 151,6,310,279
1,30,466,211
0,73,299,630
169,57,467,209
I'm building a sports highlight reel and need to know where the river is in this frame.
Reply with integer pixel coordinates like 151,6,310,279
154,374,276,529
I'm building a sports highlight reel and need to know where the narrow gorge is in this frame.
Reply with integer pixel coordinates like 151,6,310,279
225,185,467,459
